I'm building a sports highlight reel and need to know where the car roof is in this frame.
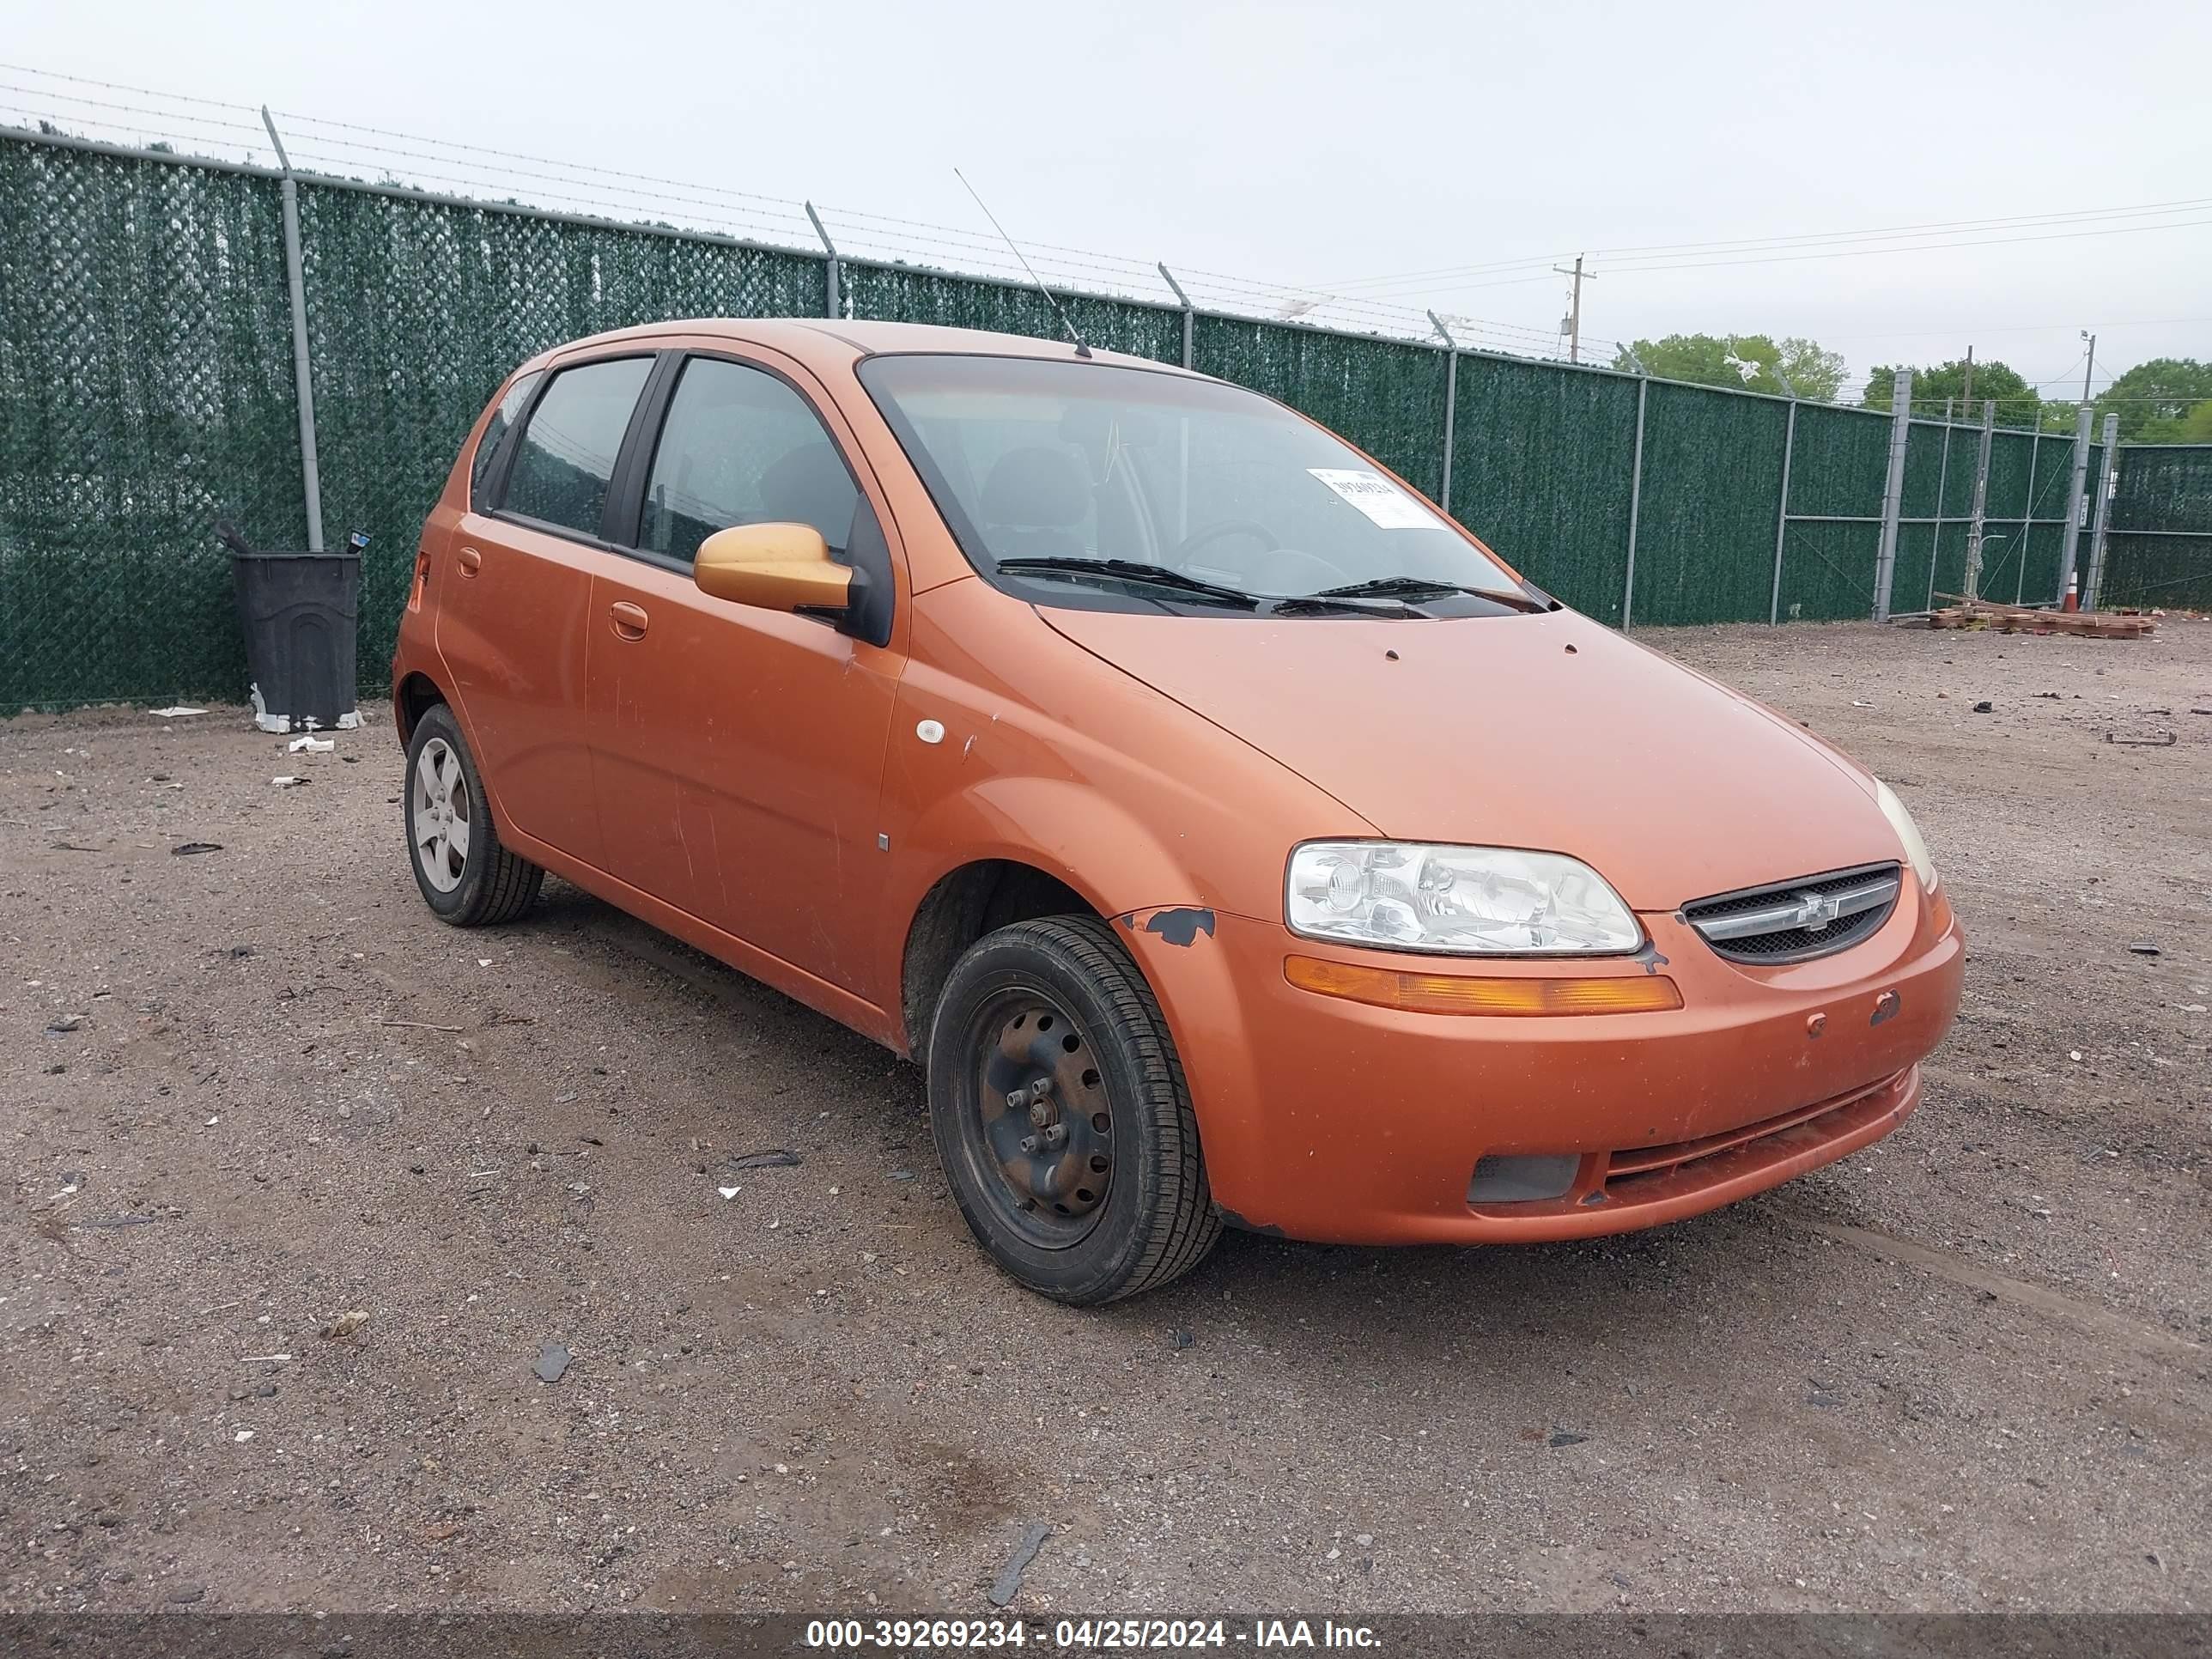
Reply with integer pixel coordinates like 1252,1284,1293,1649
538,316,1199,378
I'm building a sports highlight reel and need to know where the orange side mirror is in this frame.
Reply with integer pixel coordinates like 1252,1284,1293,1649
693,523,853,617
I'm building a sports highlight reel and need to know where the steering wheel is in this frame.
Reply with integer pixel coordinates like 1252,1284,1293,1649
1170,519,1279,560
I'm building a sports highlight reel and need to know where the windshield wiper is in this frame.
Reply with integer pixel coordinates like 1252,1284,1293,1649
1266,593,1427,617
994,556,1260,610
1310,575,1557,612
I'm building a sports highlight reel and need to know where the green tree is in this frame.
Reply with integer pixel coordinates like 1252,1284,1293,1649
2094,358,2212,441
1861,358,2041,429
2037,398,2081,434
1611,333,1846,400
1774,337,1848,401
2179,400,2212,443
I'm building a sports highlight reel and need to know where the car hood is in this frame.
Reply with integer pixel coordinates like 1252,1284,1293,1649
1038,605,1900,911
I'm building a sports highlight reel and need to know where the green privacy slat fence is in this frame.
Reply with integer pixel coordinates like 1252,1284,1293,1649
1632,381,1789,627
1779,404,1891,623
0,140,307,708
847,262,1183,363
2101,444,2212,609
1972,431,2057,605
3,128,2206,714
1195,316,1449,503
293,181,829,678
1918,428,2088,606
1448,356,1638,623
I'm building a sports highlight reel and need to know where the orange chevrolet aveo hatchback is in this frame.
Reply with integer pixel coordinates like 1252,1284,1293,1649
392,319,1963,1303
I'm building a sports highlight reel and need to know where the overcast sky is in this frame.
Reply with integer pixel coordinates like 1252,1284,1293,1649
9,0,2209,396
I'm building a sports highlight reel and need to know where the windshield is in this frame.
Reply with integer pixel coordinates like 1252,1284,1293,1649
857,354,1528,613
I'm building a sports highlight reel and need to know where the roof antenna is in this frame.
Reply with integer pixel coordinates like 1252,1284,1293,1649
955,167,1091,358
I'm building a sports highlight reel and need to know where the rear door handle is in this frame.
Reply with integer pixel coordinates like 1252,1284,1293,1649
610,601,649,640
456,545,483,575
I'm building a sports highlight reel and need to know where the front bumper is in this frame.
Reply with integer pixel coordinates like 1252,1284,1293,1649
1120,884,1963,1246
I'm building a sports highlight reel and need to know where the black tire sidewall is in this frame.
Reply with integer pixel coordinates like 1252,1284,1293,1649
927,921,1185,1304
403,706,491,922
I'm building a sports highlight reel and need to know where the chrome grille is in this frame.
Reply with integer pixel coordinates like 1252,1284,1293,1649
1681,862,1900,964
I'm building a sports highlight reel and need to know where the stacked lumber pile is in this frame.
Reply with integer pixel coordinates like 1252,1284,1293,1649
1924,601,2156,639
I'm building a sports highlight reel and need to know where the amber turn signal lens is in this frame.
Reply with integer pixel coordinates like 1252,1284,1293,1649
1284,955,1684,1017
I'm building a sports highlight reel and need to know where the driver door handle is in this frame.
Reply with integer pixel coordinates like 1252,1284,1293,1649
456,545,483,575
610,600,649,640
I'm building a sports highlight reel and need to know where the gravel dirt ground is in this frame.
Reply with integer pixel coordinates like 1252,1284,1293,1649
3,619,2208,1618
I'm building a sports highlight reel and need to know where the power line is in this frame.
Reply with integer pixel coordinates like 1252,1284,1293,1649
1832,314,2212,342
1378,214,2212,301
1584,216,2212,277
1319,195,2212,295
1848,394,2192,407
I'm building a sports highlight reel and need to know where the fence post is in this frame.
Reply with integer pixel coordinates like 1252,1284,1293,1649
805,202,841,319
2059,404,2094,605
1158,264,1194,370
1427,311,1458,514
260,107,325,554
2014,431,2039,604
1769,396,1797,624
1964,400,1996,603
1926,398,1954,612
2084,412,2120,611
1871,368,1911,621
1620,374,1648,629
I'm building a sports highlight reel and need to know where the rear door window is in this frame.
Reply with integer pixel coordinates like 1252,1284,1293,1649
501,356,653,538
638,356,861,563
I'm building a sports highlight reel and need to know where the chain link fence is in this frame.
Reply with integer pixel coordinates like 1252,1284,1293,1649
0,128,2184,714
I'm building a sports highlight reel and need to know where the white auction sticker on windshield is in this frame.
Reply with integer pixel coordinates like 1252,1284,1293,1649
1307,468,1433,529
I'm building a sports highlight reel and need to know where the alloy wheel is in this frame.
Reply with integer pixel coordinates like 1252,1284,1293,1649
411,736,472,893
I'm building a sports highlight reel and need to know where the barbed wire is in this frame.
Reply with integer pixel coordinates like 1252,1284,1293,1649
1317,196,2212,299
0,63,1617,368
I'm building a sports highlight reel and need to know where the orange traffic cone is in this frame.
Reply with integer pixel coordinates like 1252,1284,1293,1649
2063,573,2081,612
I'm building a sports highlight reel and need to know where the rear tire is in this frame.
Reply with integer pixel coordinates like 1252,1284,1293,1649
927,916,1218,1304
403,703,544,927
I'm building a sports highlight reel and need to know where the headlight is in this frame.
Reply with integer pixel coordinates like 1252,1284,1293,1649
1285,842,1643,956
1875,781,1938,892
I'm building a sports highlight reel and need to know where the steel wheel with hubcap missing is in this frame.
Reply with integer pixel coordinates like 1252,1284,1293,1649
927,915,1219,1304
963,987,1117,1249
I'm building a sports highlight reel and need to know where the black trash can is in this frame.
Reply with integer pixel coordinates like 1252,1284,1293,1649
232,548,360,732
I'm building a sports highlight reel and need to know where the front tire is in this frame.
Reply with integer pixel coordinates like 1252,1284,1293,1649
927,916,1218,1304
403,703,544,927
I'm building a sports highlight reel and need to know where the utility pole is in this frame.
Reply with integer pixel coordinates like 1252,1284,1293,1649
2079,329,2097,407
1552,254,1595,363
1958,345,1974,416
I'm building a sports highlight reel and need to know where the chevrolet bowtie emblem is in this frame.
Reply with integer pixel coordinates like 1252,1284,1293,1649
1790,890,1844,930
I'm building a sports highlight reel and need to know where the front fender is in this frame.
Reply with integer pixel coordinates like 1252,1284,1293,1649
872,581,1376,1185
888,774,1211,928
878,773,1267,1199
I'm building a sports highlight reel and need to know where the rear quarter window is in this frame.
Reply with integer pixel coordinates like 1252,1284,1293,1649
468,370,542,508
